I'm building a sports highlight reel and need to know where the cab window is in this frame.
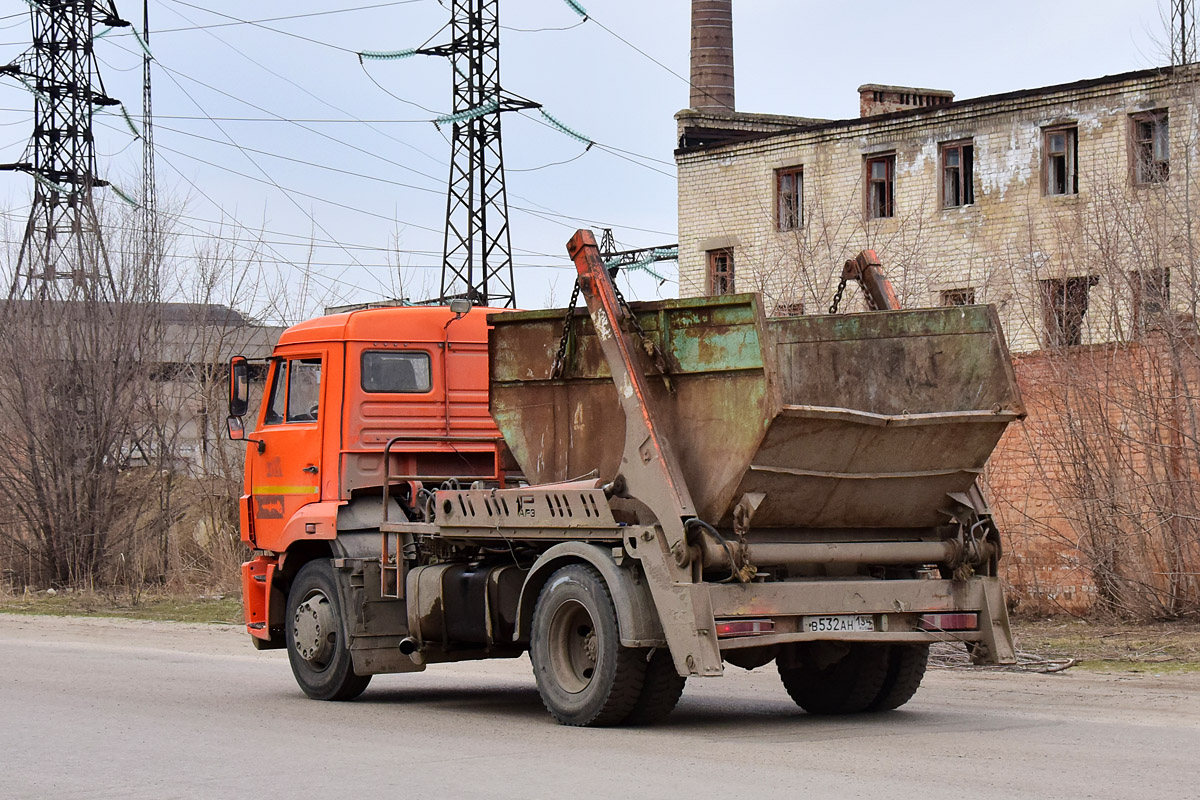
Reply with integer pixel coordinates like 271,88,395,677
263,358,322,425
263,360,286,425
286,359,322,421
362,351,431,393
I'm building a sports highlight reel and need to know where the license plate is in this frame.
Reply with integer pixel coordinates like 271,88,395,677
802,614,875,633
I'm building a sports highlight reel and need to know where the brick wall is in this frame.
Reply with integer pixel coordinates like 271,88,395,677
987,338,1200,616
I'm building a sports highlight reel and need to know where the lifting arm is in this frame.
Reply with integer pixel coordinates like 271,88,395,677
565,229,723,677
842,249,901,311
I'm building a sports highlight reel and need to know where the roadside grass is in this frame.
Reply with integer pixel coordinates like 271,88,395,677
1013,617,1200,674
0,590,242,625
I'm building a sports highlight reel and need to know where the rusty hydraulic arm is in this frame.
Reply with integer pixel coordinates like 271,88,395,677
565,229,724,677
841,249,900,312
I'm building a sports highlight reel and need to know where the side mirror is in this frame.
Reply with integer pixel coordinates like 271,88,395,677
227,413,265,453
229,355,249,418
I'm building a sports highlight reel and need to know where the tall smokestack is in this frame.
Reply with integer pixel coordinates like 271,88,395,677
690,0,734,112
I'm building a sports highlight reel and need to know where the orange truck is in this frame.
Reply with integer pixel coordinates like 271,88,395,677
227,230,1023,726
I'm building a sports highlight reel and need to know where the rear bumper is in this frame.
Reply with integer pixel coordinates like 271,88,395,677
707,576,1014,663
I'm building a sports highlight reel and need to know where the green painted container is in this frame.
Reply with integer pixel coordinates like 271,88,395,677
489,294,1023,530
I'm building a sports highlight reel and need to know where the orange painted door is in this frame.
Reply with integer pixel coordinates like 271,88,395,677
247,351,327,551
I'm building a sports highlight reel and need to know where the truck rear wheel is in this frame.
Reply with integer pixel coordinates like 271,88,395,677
777,642,889,715
530,564,647,727
868,644,929,711
285,559,371,701
622,647,686,726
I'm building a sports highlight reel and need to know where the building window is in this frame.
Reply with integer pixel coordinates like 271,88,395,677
941,140,974,207
773,301,805,316
1044,126,1078,196
1132,267,1170,331
1040,276,1098,347
708,248,734,294
940,288,976,306
1132,110,1169,184
776,167,803,231
865,154,895,218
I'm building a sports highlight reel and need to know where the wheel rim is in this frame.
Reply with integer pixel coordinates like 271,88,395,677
293,588,336,669
547,598,598,694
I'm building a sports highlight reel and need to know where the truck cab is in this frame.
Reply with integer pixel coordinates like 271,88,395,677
234,303,507,655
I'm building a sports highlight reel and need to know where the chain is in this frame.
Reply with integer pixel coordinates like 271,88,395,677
828,276,848,314
550,278,582,380
611,279,648,341
612,277,674,393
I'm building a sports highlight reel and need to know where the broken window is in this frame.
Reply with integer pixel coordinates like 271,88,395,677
777,167,803,231
708,248,734,295
865,154,895,218
1132,110,1169,184
941,140,974,207
940,288,976,306
1040,276,1098,347
1044,126,1078,196
773,301,805,316
1132,267,1170,331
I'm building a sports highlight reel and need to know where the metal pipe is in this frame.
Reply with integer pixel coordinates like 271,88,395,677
698,538,993,568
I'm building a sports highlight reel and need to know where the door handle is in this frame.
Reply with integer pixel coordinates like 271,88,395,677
302,465,318,474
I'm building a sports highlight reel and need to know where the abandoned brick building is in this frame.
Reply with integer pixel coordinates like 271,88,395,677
677,1,1200,616
675,63,1196,353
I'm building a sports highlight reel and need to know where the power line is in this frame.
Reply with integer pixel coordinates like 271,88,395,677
107,1,425,42
156,0,358,55
95,118,579,261
156,2,448,173
94,5,678,289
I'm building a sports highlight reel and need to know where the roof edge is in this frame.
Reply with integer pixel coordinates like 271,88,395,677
677,64,1183,156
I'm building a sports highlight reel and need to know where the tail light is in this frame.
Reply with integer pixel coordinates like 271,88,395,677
919,613,978,631
715,619,775,638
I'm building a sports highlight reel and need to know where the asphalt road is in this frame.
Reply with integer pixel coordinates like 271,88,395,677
2,614,1197,800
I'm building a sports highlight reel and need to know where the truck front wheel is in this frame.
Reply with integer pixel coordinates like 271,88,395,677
285,559,371,701
530,564,647,726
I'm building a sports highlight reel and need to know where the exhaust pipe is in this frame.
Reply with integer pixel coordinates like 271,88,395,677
398,636,424,664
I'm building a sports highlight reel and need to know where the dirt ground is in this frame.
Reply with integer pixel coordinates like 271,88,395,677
1011,617,1200,673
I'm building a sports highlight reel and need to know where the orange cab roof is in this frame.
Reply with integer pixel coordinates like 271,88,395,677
276,305,512,347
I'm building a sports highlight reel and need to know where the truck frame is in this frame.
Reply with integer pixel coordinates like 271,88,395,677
228,230,1020,726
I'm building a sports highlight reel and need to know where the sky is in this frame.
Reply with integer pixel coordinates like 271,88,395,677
0,0,1178,321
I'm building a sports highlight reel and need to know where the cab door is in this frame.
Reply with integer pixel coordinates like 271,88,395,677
247,352,327,551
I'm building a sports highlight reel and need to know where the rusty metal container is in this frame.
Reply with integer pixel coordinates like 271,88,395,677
489,294,1023,530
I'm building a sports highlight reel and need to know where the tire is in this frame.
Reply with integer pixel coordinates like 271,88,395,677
530,564,647,727
285,559,371,701
869,644,929,711
777,643,889,715
622,648,686,726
